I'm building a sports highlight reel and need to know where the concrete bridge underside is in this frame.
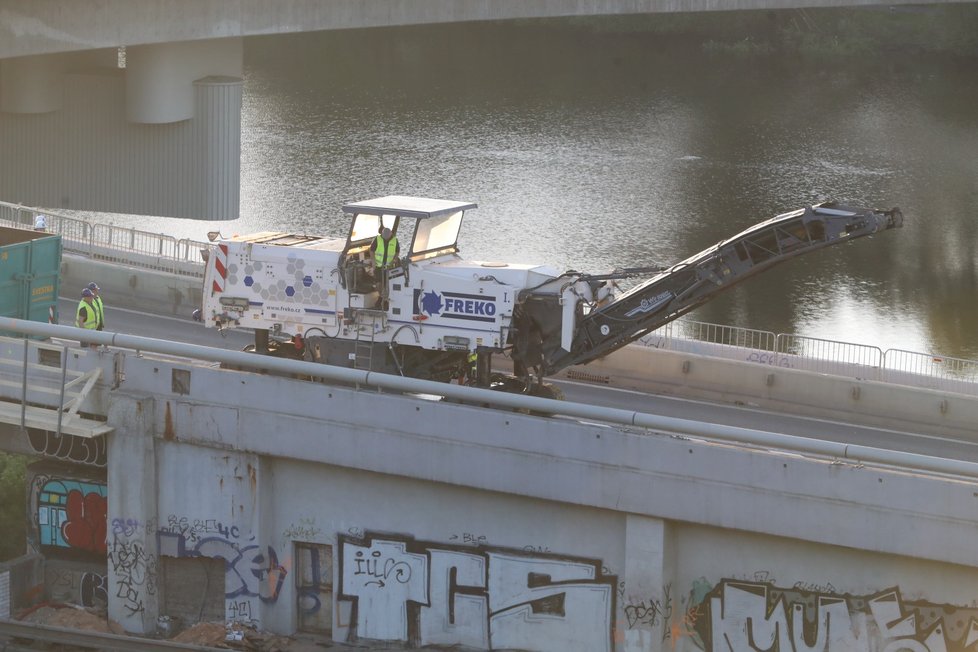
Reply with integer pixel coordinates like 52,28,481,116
0,0,971,221
0,0,970,60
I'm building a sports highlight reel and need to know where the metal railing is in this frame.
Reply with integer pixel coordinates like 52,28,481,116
649,318,978,397
0,202,207,277
776,333,884,375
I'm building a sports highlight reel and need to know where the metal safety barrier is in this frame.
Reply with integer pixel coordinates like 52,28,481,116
0,201,207,277
776,333,884,374
649,318,978,397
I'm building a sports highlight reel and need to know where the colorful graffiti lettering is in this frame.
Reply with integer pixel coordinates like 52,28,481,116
338,532,616,652
36,478,107,555
689,580,978,652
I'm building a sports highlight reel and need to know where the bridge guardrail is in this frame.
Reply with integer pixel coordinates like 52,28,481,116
0,202,206,278
776,333,884,375
648,318,978,398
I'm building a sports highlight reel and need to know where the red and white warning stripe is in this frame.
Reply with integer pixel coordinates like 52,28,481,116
49,306,56,324
212,244,229,293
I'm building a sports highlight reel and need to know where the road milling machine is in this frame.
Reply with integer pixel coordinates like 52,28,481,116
198,196,903,398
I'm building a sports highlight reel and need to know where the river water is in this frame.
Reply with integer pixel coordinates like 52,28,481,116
126,20,978,360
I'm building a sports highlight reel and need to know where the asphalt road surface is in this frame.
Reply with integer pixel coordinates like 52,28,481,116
58,297,978,465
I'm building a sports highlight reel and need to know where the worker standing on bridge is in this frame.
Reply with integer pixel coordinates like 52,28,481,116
75,288,99,346
369,227,399,307
87,282,105,331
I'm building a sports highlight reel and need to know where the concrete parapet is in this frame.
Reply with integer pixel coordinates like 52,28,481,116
62,254,202,318
558,345,978,440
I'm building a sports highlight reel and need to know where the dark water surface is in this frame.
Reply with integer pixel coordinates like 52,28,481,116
144,20,978,359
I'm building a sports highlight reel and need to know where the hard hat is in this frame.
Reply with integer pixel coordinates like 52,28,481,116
87,282,99,291
81,288,94,297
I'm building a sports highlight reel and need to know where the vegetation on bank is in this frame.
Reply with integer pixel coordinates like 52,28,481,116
0,453,28,560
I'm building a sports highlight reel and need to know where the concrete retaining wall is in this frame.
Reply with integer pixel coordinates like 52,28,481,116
91,354,978,651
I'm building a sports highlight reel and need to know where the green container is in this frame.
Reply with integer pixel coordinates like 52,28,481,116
0,226,62,334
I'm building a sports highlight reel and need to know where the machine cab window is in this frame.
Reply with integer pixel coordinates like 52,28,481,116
339,195,477,293
348,212,398,246
342,195,476,260
412,209,464,260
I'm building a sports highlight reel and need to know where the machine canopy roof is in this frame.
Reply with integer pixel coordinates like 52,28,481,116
342,196,477,220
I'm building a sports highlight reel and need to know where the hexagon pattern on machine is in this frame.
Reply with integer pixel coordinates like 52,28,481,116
241,254,328,306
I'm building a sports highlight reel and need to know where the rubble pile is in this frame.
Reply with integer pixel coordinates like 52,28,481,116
16,607,307,651
18,603,124,635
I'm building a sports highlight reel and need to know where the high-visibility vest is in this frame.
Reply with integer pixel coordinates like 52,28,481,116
75,300,98,329
92,296,105,328
374,235,398,268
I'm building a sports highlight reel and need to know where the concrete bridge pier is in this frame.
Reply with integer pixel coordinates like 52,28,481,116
106,396,161,634
0,53,66,114
125,38,242,124
0,37,243,220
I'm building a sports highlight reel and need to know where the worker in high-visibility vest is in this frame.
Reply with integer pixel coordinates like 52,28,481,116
87,282,105,330
370,227,399,270
75,288,99,347
368,227,400,307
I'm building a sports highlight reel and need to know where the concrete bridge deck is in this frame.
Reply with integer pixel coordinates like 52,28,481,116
0,248,976,651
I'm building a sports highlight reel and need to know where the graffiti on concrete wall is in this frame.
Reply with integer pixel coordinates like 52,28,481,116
108,534,158,616
158,515,287,625
26,429,106,467
684,579,978,652
33,477,107,556
45,566,107,608
338,532,616,652
623,583,673,631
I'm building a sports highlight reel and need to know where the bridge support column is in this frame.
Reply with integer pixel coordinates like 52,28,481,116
0,53,66,114
105,396,160,634
621,515,674,652
125,38,242,123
